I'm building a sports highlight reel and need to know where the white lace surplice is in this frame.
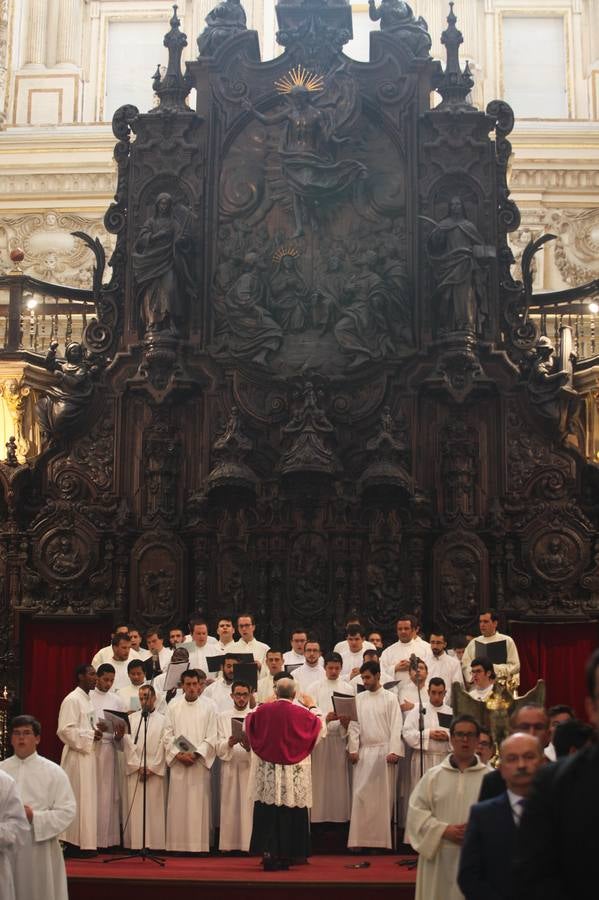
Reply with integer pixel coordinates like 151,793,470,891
252,758,312,808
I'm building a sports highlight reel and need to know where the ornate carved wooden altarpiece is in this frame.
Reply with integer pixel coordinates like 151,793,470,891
2,0,599,694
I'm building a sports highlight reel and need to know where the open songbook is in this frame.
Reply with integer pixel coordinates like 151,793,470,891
331,692,358,722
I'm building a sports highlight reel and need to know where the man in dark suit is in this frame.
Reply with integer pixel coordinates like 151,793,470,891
478,703,550,800
458,732,544,899
512,649,599,900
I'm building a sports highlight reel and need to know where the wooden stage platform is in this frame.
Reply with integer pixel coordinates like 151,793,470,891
67,853,418,900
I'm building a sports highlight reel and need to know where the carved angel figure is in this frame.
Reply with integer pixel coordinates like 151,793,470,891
35,342,97,440
243,67,367,237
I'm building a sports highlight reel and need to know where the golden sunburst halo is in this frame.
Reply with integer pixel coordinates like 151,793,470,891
274,66,324,95
272,245,300,264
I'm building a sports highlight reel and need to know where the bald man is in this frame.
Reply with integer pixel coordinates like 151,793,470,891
458,733,543,900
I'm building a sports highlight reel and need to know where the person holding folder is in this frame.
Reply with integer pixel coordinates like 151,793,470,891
461,610,520,686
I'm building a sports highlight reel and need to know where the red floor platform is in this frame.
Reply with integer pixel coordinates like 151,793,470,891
67,853,417,900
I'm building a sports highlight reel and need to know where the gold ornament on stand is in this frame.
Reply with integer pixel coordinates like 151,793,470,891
451,675,546,766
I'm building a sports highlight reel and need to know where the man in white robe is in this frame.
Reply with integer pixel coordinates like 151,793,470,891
293,639,326,692
406,714,489,900
183,619,214,677
0,768,29,900
116,658,148,711
256,649,285,702
128,627,151,661
283,629,308,667
428,631,464,688
91,623,139,669
347,661,404,850
334,616,375,656
349,648,380,689
398,659,430,716
214,615,237,652
144,627,173,680
461,610,520,685
340,626,368,679
216,680,253,851
109,634,137,690
204,654,236,712
57,663,103,853
402,677,453,799
90,664,126,849
164,667,217,852
120,685,166,850
236,613,270,677
0,715,75,900
380,615,433,684
468,657,495,701
310,653,354,824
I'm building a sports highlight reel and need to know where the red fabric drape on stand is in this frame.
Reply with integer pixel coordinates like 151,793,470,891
509,621,599,718
21,618,110,762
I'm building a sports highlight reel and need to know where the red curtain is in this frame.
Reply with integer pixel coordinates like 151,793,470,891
510,621,599,719
21,618,110,763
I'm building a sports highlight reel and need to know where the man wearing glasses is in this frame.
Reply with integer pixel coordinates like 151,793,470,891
406,714,489,900
478,704,550,801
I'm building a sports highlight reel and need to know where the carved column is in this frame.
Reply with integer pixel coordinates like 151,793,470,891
55,0,83,67
22,0,48,67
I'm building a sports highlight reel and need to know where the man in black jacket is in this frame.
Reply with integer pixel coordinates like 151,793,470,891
458,732,544,899
512,649,599,900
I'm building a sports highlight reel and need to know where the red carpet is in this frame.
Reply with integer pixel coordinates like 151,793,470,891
67,853,417,899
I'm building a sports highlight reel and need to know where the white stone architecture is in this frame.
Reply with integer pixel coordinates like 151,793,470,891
0,0,597,459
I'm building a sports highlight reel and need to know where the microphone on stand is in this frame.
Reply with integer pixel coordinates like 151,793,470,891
150,649,160,685
409,653,419,672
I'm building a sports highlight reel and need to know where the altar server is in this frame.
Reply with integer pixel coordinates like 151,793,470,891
164,668,217,852
57,664,102,853
90,664,126,849
0,715,75,900
121,685,166,850
380,615,432,684
402,678,453,798
406,715,488,900
347,661,404,850
216,680,253,851
293,639,326,692
461,610,520,684
0,768,29,900
310,653,354,824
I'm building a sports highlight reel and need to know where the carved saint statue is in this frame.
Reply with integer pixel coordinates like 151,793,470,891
243,68,367,237
269,251,311,332
334,250,395,369
132,192,194,336
426,196,491,336
214,252,282,365
368,0,432,56
197,0,247,56
36,341,97,439
526,329,583,449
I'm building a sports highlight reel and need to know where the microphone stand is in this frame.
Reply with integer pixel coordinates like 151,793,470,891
416,676,425,780
105,707,165,867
